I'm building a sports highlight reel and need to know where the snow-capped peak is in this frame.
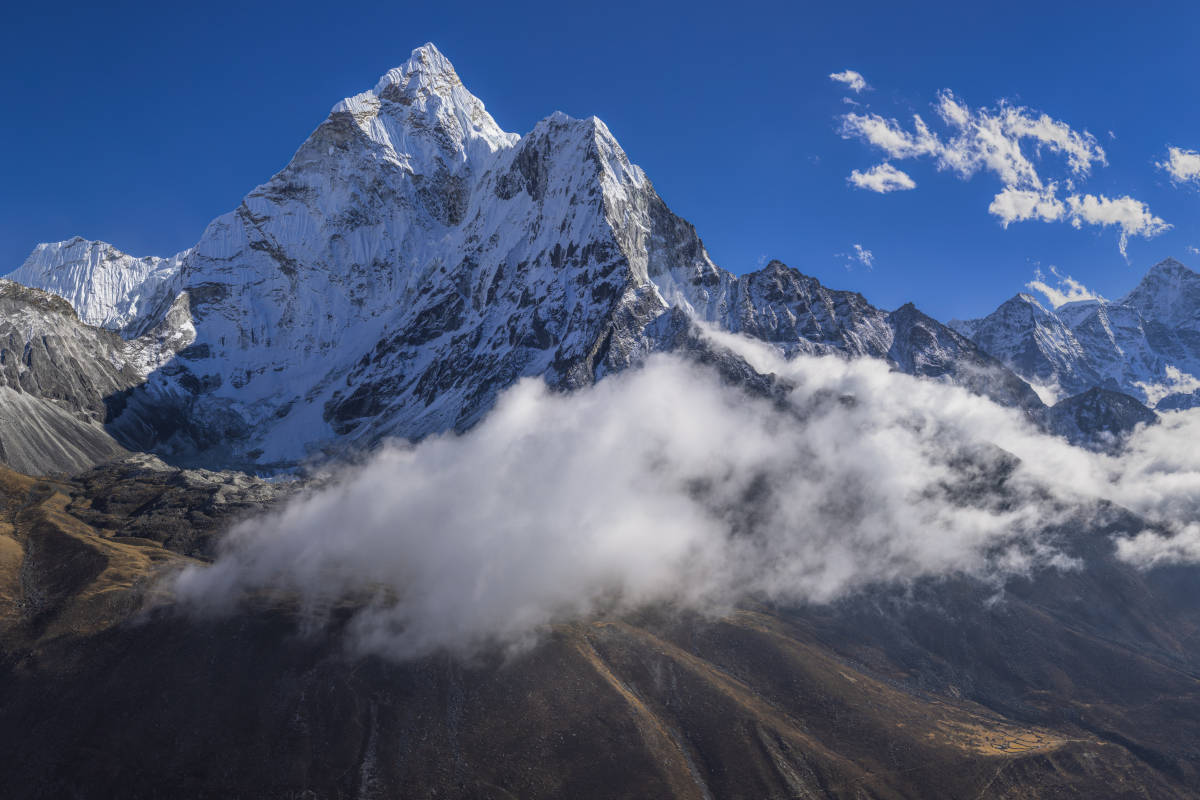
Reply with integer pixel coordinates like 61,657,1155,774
3,42,1047,468
332,43,518,160
371,42,460,98
1116,257,1200,334
7,237,186,333
957,256,1200,409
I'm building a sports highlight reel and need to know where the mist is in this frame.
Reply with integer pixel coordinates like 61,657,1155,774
174,330,1200,660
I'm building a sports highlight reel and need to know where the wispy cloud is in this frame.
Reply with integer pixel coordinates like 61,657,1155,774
829,69,867,93
848,163,915,193
853,244,874,268
838,88,1169,255
1118,523,1200,568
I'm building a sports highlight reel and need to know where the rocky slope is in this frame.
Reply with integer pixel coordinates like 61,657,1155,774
0,281,192,475
8,44,1044,470
953,258,1200,410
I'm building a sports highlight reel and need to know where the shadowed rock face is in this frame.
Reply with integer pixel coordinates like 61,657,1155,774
1046,387,1158,451
0,459,1199,798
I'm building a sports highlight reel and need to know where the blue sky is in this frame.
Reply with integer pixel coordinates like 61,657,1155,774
2,0,1197,321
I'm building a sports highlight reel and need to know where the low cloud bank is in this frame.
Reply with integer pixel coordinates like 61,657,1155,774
175,333,1200,659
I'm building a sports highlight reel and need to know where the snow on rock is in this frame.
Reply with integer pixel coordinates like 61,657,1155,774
8,238,186,334
956,258,1200,410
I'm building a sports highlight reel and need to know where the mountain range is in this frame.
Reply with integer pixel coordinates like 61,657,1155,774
4,44,1180,474
3,43,1200,799
952,258,1200,411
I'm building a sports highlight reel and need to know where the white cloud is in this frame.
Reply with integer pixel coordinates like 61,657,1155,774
1133,365,1200,407
1025,265,1104,307
841,113,940,160
174,321,1200,660
848,163,916,193
1064,193,1172,258
852,244,874,268
1159,146,1200,186
989,187,1065,227
838,88,1169,254
1188,245,1200,256
1118,524,1200,569
177,349,1089,659
829,69,867,93
841,92,1105,190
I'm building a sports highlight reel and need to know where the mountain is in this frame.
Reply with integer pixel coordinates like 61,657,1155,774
7,44,1044,470
950,293,1099,401
953,258,1200,409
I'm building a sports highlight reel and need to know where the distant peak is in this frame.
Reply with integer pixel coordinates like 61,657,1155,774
1147,256,1193,276
1117,256,1200,312
21,237,113,267
1131,257,1198,292
1005,292,1051,312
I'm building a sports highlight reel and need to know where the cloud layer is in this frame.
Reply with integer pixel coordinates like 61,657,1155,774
175,333,1200,660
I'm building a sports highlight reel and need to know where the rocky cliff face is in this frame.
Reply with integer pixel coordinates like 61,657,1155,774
0,281,193,474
